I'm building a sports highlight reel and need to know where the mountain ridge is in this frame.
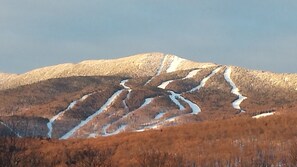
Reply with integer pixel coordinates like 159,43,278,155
0,53,217,90
0,52,296,139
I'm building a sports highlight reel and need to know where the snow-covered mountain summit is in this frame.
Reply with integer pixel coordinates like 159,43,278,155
0,53,215,90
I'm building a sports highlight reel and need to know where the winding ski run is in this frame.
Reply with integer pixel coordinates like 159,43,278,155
158,67,223,114
47,92,95,138
95,96,155,137
120,79,132,110
158,69,201,89
224,67,247,112
157,69,202,114
60,89,124,139
169,91,201,114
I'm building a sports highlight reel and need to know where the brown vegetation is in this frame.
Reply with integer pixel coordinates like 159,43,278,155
0,111,297,166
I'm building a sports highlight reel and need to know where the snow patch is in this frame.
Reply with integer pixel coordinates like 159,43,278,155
157,69,201,90
224,67,247,112
183,69,200,79
253,112,275,119
154,112,165,119
88,133,97,138
60,89,124,140
167,56,185,73
140,98,154,108
189,67,222,92
158,80,174,89
102,124,127,137
136,116,179,132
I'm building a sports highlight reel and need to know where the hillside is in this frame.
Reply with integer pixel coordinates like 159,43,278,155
0,53,215,90
0,53,296,140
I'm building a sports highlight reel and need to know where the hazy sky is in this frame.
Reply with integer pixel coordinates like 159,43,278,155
0,0,296,74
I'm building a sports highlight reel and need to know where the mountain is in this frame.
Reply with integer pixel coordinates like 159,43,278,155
0,53,296,139
0,53,215,90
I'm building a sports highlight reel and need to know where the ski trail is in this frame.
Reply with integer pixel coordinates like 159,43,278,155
145,54,168,85
122,97,155,119
158,80,174,89
120,79,132,110
156,54,169,76
169,91,201,114
120,79,131,91
252,112,275,119
224,67,247,112
140,98,154,108
183,69,200,79
47,92,94,138
166,56,185,73
102,124,127,137
189,67,222,93
101,97,155,135
60,89,124,139
168,91,185,110
158,69,200,89
0,121,21,137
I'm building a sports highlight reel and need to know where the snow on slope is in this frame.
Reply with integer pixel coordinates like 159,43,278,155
121,97,155,119
102,124,127,137
167,56,185,73
136,116,180,132
140,98,154,108
154,112,165,119
0,121,21,137
189,67,222,92
120,79,132,110
168,91,185,110
120,79,131,90
156,54,169,75
145,54,168,85
183,69,200,79
47,92,95,138
252,112,275,119
224,67,247,112
158,80,174,89
168,91,201,114
60,89,124,139
157,69,201,89
90,96,155,137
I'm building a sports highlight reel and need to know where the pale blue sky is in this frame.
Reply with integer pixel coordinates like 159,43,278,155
0,0,296,73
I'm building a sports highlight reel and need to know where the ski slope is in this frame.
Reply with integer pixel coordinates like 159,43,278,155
224,67,247,112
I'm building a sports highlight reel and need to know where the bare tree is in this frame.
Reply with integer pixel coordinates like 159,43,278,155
137,149,196,167
65,146,115,167
289,141,297,166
